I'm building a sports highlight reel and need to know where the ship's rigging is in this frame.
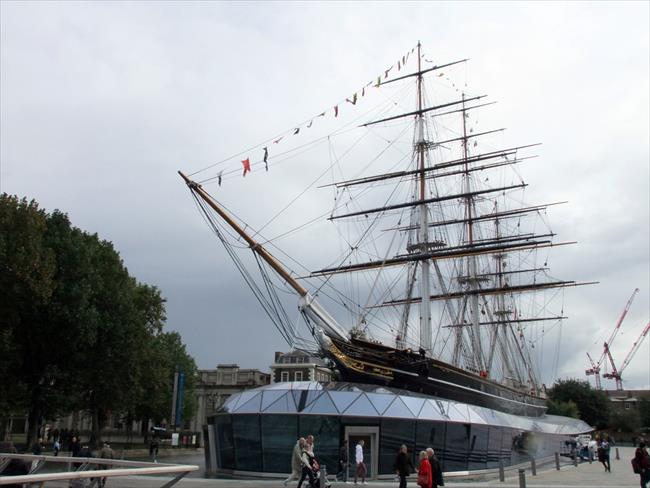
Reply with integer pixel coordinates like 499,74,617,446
181,43,596,405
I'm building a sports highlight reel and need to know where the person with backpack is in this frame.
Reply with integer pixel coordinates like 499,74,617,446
633,442,650,488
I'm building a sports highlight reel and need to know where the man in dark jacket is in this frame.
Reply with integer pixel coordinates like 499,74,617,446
426,448,444,487
394,445,415,488
337,439,349,482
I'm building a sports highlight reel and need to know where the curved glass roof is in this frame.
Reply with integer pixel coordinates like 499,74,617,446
214,381,591,435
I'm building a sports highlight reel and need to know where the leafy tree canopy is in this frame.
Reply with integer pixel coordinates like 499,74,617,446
547,378,610,429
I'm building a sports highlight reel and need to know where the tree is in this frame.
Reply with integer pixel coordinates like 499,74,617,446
639,395,650,429
547,378,610,429
1,194,197,444
546,399,580,418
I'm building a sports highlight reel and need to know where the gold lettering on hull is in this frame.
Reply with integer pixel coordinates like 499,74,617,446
329,343,393,379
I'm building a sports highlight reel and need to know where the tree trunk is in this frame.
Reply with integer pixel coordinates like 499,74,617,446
27,404,41,448
90,406,101,448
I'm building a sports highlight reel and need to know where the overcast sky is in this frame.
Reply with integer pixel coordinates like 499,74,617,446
2,1,649,389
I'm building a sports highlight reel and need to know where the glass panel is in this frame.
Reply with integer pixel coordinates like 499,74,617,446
233,390,258,410
232,414,261,471
214,414,234,469
235,392,262,413
330,391,361,413
418,400,445,421
261,414,298,473
380,419,415,475
468,425,488,470
444,423,470,471
487,427,502,469
299,415,341,473
261,390,287,411
265,392,298,413
303,392,339,415
446,403,470,422
342,394,379,416
401,396,426,417
415,420,446,465
366,392,395,415
383,397,415,419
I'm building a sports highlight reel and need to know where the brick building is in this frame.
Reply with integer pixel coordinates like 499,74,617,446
270,350,334,383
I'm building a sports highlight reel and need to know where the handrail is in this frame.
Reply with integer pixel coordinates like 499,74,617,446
0,452,198,486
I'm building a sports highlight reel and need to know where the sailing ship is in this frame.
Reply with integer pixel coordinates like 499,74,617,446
181,43,591,419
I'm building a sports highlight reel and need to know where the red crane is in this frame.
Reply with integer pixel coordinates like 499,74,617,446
603,320,650,390
585,288,639,389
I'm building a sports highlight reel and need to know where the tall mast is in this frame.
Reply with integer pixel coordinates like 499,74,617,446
417,41,432,354
462,93,485,373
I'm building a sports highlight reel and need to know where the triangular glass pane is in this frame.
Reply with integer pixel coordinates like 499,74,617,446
235,392,262,413
261,390,287,411
401,396,426,417
467,406,486,425
330,391,360,413
232,390,258,410
303,392,339,414
383,397,415,419
221,395,238,412
342,394,379,416
418,400,444,420
264,392,297,413
447,403,469,422
366,393,394,415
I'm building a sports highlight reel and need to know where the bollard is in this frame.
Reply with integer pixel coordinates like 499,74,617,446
588,452,592,464
499,459,505,482
518,468,526,488
615,447,620,460
530,457,536,476
555,452,560,471
320,464,327,488
573,451,578,467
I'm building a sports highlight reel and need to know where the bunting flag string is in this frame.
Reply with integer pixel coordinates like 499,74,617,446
200,44,463,184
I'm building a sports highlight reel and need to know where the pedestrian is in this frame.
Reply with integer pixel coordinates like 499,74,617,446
284,437,305,486
426,448,443,487
149,436,159,463
354,439,366,485
634,442,650,488
598,438,611,472
306,434,315,455
417,450,432,488
53,438,61,456
393,444,415,488
297,441,316,488
69,436,81,457
99,442,115,488
337,439,349,483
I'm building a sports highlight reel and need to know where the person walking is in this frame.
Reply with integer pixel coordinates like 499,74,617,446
285,438,305,486
306,435,315,455
354,440,366,485
53,438,61,456
426,448,443,487
417,451,432,488
99,441,115,488
634,442,650,488
393,445,414,488
297,442,316,488
337,439,349,483
598,438,611,472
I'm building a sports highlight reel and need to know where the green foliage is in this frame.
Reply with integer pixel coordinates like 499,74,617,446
546,398,580,418
547,378,610,429
609,408,640,433
0,193,197,442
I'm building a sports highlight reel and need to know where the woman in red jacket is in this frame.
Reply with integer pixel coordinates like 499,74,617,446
417,450,432,488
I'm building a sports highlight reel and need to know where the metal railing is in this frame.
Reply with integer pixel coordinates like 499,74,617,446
0,453,198,487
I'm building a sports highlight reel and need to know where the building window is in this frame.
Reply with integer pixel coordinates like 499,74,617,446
625,402,631,410
295,371,303,381
281,371,289,382
290,357,297,363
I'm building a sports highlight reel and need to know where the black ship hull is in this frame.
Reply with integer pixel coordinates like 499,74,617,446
325,336,547,417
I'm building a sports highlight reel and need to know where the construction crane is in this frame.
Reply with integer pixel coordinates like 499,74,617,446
603,320,650,390
585,288,639,389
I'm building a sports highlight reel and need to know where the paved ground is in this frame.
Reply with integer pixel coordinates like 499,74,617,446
16,446,643,487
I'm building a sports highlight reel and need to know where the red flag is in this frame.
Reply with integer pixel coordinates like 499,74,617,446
241,158,251,176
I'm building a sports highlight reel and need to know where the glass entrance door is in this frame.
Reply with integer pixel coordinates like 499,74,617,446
345,426,379,480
